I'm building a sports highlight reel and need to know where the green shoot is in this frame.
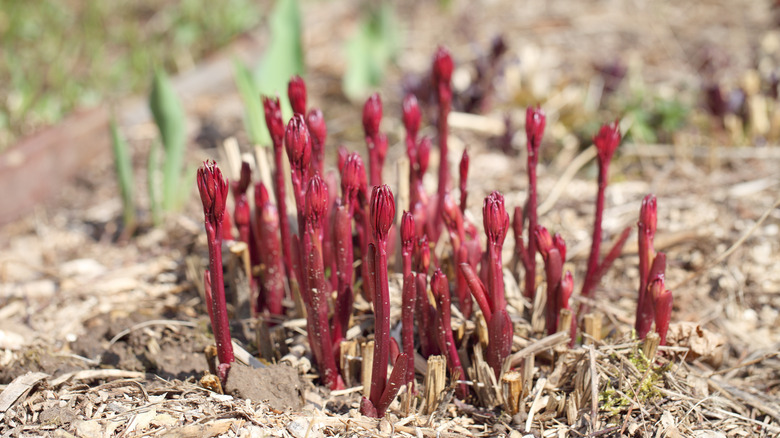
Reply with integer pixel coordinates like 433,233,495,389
253,0,304,117
343,1,401,100
234,60,269,146
149,68,188,213
110,119,136,232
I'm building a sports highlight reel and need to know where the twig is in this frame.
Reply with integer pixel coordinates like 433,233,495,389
50,369,146,387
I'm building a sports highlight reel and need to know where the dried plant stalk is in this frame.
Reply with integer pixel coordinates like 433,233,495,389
361,341,375,399
502,370,523,415
583,313,602,345
423,355,446,415
642,332,661,361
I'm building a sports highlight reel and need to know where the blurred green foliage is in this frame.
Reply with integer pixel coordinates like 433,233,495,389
343,1,401,100
110,119,136,231
0,0,261,151
236,0,304,147
149,69,188,218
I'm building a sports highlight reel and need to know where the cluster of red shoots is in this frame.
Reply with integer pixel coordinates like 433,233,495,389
196,46,674,417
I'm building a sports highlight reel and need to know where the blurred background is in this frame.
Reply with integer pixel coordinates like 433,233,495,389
0,0,776,225
2,0,776,149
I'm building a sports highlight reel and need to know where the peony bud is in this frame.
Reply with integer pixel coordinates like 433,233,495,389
306,108,327,150
340,152,365,202
553,233,567,263
431,268,449,301
363,93,383,139
459,149,469,187
232,161,252,195
197,160,229,222
561,270,574,309
402,93,421,139
432,46,454,87
652,279,673,346
525,106,546,154
401,211,416,251
417,235,430,274
263,96,285,145
534,225,553,260
256,181,270,207
284,114,312,172
639,194,657,236
304,174,328,224
288,75,307,115
483,191,509,246
594,120,621,165
370,184,395,241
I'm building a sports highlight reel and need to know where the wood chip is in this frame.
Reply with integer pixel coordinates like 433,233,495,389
0,372,49,412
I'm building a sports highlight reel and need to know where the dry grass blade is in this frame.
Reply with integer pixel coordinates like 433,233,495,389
50,369,146,387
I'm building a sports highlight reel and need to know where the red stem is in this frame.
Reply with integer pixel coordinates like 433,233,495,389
254,184,285,317
205,220,234,383
459,263,493,321
375,354,409,416
486,309,512,378
415,272,439,358
369,240,390,407
524,152,538,299
332,205,354,340
272,134,293,282
198,162,234,385
581,162,610,299
542,248,563,335
487,240,506,314
432,270,468,398
434,90,451,242
303,217,343,390
401,273,417,387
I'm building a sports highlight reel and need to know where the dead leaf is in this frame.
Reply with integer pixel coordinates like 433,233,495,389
665,322,726,367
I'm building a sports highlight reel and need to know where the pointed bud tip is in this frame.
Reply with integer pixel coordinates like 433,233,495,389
370,184,395,240
288,75,307,115
433,46,454,86
306,108,327,147
431,268,449,297
525,106,546,152
553,233,567,262
362,93,383,138
402,94,421,136
594,120,621,163
340,152,365,196
305,174,328,222
262,96,284,142
401,211,416,248
640,194,658,233
284,114,312,171
483,191,509,244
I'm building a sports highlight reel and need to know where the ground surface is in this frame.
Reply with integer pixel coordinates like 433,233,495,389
1,0,779,437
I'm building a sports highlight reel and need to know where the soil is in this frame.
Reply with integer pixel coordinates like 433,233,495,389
1,0,780,437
